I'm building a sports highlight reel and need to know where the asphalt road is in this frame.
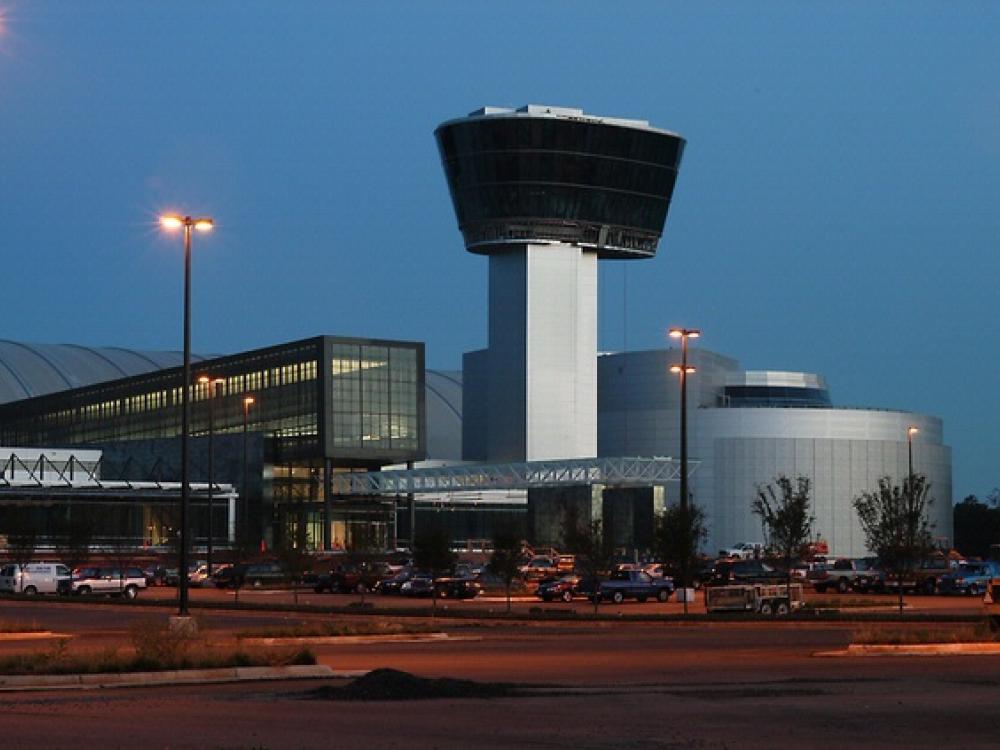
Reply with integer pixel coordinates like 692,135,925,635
0,599,998,748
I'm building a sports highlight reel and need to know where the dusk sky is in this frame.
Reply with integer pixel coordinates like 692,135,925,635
1,2,997,503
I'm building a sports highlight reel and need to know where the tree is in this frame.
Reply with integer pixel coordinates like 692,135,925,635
654,502,708,615
277,537,312,606
753,476,815,601
346,521,380,605
564,517,616,613
4,507,42,592
227,529,259,605
488,525,523,613
412,527,455,612
854,475,934,618
953,495,1000,559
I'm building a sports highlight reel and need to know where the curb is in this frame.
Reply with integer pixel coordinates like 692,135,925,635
816,642,1000,658
0,632,72,642
240,633,481,646
0,664,367,692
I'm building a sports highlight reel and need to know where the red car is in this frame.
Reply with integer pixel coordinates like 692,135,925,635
536,575,579,602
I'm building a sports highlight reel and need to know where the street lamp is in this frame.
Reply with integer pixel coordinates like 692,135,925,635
669,326,699,611
668,327,700,515
907,425,919,486
242,395,256,545
198,375,225,574
161,213,213,618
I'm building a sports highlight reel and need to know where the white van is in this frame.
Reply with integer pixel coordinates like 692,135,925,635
0,563,72,595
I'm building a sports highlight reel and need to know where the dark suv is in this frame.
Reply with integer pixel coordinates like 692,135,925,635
213,562,289,589
311,562,391,594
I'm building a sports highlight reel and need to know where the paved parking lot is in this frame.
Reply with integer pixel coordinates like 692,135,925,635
0,597,998,749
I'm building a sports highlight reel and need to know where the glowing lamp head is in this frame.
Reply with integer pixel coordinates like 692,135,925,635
908,426,919,436
197,375,210,385
244,396,255,407
668,327,701,339
160,215,184,230
194,219,214,232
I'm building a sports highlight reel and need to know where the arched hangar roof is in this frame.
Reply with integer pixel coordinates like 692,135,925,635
0,340,210,405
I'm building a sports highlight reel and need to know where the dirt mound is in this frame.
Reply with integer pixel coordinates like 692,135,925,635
310,668,514,701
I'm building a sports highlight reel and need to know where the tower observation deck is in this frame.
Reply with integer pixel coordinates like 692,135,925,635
435,106,685,462
435,105,685,259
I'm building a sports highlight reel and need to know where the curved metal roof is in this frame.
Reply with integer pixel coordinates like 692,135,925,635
425,369,462,460
0,340,210,404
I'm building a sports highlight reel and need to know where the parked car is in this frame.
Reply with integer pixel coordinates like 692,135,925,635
938,561,1000,596
143,565,169,587
719,542,763,560
573,576,603,600
877,556,957,595
67,567,147,599
435,577,482,599
164,561,208,587
536,575,580,602
595,569,675,604
213,562,289,589
400,575,435,597
710,559,784,586
311,562,389,594
555,554,576,573
812,558,880,594
520,556,558,581
374,569,415,595
0,563,71,595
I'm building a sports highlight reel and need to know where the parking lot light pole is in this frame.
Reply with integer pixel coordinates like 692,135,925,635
907,425,918,484
669,326,699,613
198,375,225,574
160,214,213,618
242,395,255,546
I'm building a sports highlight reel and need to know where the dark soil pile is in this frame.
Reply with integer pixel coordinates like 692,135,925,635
309,668,515,701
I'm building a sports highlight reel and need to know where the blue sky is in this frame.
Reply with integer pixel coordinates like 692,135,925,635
1,2,997,502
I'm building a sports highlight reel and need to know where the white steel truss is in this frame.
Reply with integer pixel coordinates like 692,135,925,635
0,451,236,500
330,456,697,495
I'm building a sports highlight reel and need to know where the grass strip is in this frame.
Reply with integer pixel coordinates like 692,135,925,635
852,622,1000,645
237,619,438,639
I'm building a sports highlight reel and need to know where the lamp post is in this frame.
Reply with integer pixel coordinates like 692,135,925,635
242,395,255,545
907,425,919,486
198,375,225,574
160,214,213,618
669,326,699,611
668,327,700,514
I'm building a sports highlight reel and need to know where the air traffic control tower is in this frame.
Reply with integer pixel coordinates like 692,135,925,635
436,105,685,462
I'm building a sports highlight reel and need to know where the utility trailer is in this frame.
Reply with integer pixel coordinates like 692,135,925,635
705,583,804,616
986,578,1000,631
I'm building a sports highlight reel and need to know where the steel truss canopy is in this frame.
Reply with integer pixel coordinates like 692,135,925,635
330,456,696,495
0,451,236,501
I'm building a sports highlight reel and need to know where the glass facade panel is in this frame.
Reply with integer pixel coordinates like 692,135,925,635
330,343,419,452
